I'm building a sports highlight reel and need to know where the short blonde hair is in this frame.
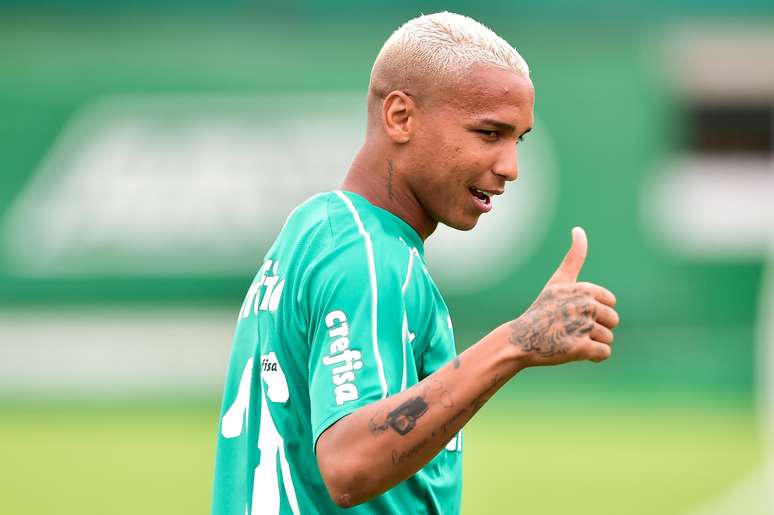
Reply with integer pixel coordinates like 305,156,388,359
370,11,529,99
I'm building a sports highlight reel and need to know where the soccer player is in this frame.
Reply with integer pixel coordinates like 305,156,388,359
211,11,619,514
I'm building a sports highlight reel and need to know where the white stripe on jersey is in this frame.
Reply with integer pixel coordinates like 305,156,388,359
333,191,389,399
400,312,409,392
400,246,416,391
401,246,415,294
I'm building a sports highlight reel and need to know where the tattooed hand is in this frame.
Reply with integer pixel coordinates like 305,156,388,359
509,227,619,366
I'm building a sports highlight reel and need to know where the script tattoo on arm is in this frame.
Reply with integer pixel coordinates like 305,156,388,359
509,287,595,357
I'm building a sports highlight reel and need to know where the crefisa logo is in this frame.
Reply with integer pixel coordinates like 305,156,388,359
322,310,363,405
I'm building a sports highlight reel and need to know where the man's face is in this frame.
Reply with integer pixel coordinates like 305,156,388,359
407,64,535,231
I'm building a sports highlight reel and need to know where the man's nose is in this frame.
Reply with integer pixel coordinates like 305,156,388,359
492,144,519,181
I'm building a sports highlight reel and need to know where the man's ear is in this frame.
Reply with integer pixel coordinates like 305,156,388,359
382,91,414,144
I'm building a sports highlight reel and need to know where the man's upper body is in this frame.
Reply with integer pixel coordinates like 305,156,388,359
212,10,619,515
211,190,462,514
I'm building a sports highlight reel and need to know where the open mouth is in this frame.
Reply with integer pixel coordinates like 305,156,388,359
469,187,492,205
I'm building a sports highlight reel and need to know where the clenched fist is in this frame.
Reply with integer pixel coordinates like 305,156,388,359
508,227,620,366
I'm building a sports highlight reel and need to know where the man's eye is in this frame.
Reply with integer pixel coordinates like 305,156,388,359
477,130,498,140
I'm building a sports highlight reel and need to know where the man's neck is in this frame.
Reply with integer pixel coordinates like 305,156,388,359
340,144,437,241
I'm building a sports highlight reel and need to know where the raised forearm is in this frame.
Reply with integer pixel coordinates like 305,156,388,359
316,324,522,507
318,229,620,508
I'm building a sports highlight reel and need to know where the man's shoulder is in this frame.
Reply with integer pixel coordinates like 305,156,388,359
282,191,368,237
276,191,342,247
289,191,405,248
287,191,412,279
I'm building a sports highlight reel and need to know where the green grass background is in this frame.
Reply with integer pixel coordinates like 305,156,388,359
0,390,760,515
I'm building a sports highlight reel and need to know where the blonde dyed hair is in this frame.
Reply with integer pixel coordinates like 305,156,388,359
369,11,529,102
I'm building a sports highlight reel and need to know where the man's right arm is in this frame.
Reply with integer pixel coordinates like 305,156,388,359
316,227,620,507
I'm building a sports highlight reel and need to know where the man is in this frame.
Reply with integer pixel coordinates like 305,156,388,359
211,11,619,514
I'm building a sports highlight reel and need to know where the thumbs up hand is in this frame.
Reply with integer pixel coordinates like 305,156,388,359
507,227,620,366
547,226,588,285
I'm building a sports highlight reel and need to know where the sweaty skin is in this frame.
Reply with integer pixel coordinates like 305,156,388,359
318,64,620,507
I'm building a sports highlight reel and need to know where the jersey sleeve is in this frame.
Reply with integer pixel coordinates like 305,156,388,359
303,236,413,450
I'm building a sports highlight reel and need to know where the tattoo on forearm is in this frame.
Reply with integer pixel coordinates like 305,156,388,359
367,367,508,470
422,379,455,409
470,373,502,412
387,397,428,434
391,437,429,465
369,396,429,436
368,378,455,436
380,373,505,468
509,287,595,357
440,406,467,436
452,356,460,369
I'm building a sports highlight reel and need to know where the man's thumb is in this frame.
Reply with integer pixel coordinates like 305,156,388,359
547,226,588,285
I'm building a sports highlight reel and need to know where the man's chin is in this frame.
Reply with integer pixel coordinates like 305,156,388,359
442,216,479,232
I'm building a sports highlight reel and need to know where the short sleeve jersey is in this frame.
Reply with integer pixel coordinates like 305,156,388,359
211,191,462,515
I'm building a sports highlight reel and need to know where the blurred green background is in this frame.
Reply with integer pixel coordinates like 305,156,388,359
1,1,773,514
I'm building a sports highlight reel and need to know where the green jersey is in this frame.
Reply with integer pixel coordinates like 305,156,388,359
211,191,462,515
